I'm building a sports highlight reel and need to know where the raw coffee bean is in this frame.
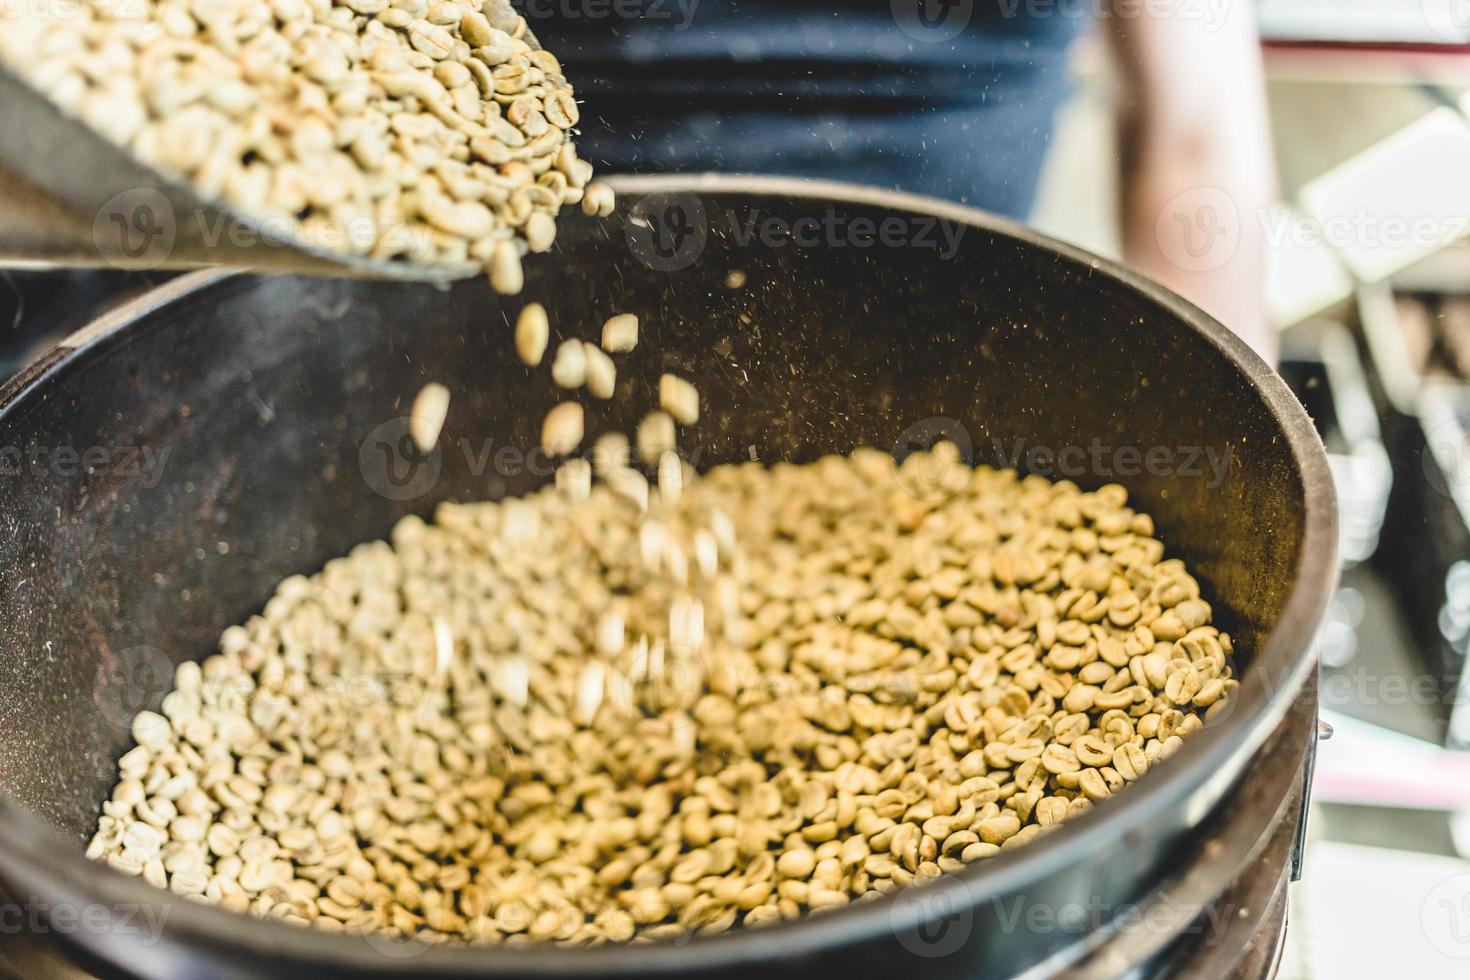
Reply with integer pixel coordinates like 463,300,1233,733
1040,744,1080,775
89,436,1230,948
555,459,592,503
637,411,676,464
0,2,600,277
602,314,638,353
550,340,588,390
584,344,617,400
659,374,699,426
1112,743,1148,782
540,402,583,456
489,242,525,296
977,814,1022,845
515,303,550,366
410,383,451,453
524,212,557,254
582,182,616,218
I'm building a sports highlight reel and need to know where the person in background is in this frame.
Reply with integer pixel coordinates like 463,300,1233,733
540,0,1277,362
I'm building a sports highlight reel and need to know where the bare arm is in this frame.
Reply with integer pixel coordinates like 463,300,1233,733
1106,1,1278,363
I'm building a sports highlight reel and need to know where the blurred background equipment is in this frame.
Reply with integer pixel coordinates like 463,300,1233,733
1257,0,1470,45
1038,5,1470,975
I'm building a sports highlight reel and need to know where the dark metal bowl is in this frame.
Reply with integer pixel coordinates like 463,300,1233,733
0,175,1337,978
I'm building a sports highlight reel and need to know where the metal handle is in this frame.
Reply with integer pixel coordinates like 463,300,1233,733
0,65,468,281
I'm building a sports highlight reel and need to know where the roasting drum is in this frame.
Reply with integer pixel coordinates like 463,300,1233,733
0,175,1336,978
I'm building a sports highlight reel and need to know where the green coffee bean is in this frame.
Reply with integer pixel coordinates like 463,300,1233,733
90,437,1230,948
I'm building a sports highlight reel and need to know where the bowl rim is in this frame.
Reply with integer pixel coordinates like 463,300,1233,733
0,173,1338,976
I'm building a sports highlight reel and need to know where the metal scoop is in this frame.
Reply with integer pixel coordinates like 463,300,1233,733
0,0,546,282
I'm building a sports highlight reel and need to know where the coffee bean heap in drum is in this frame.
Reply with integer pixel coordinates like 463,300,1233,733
89,438,1236,945
0,0,614,286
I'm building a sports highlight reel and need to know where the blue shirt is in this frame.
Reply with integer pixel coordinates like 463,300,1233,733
536,1,1087,216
